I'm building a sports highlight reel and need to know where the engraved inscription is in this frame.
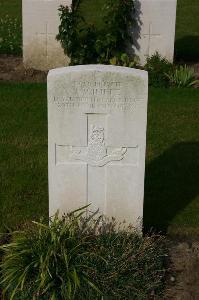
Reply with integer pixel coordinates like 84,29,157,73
53,96,136,111
52,80,142,111
74,81,121,88
70,125,127,167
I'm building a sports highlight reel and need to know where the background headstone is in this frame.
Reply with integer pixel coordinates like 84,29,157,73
48,65,148,228
22,0,71,70
23,0,177,70
131,0,177,65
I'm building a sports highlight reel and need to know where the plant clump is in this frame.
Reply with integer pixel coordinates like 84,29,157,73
166,65,199,87
144,52,174,87
0,207,167,299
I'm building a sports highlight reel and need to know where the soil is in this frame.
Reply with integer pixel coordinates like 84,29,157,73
165,239,199,300
0,55,199,83
0,55,47,82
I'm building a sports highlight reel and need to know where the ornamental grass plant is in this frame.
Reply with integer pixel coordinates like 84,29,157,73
166,65,199,87
0,207,167,299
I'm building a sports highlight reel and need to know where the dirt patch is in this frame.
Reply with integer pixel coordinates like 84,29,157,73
0,55,47,82
193,63,199,79
165,239,199,300
1,55,199,84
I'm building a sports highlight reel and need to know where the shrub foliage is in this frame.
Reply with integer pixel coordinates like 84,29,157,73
56,0,135,65
0,207,167,299
144,52,174,87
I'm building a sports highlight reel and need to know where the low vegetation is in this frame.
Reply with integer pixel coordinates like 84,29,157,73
166,65,199,87
145,53,199,88
0,207,167,299
144,53,174,87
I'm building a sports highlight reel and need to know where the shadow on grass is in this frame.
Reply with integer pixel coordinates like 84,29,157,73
144,142,199,233
175,36,199,62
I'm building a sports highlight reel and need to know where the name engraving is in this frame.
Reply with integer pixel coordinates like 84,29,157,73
53,81,142,112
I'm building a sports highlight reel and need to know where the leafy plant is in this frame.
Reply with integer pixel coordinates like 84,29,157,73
145,52,173,87
166,65,199,87
0,207,102,300
110,53,139,68
0,207,167,299
56,0,135,65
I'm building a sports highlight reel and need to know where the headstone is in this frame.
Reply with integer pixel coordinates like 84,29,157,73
48,65,148,229
22,0,71,70
131,0,177,65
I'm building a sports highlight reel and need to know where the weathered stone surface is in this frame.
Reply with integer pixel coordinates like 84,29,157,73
22,0,71,70
48,65,148,229
130,0,177,65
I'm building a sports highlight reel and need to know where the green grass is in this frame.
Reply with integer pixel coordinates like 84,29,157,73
0,83,48,231
0,82,198,236
0,0,21,19
0,0,22,55
175,0,199,61
145,88,199,235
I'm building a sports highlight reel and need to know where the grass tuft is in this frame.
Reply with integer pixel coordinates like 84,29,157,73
0,207,167,299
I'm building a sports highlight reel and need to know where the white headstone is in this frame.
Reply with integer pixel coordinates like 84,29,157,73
22,0,71,70
131,0,177,65
48,65,148,228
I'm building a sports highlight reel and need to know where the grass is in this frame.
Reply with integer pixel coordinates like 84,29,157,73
0,82,198,236
175,0,199,61
0,83,48,231
0,0,22,55
145,88,199,235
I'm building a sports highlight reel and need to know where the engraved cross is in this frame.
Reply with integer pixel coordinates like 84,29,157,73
143,23,161,57
55,114,138,213
36,23,55,60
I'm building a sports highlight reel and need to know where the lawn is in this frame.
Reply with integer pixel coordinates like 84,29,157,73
175,0,199,61
0,83,48,231
145,88,199,235
0,82,198,236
